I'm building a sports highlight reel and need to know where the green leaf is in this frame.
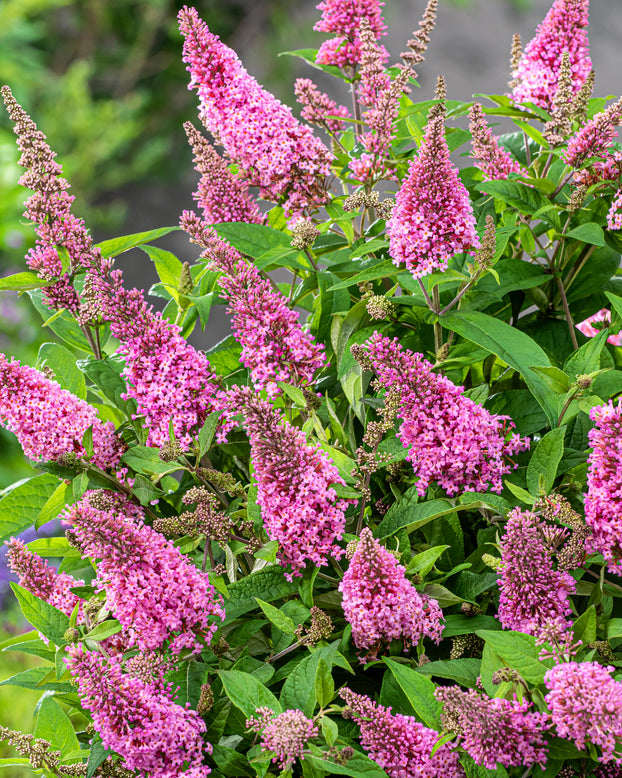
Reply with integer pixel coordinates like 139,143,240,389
572,605,596,645
0,271,55,291
478,180,549,217
141,245,183,290
224,567,299,622
213,222,291,257
77,355,136,417
607,618,622,639
564,329,608,378
255,598,296,636
28,290,91,352
121,446,183,476
526,426,566,496
327,260,395,291
0,474,60,542
504,480,536,505
2,639,56,662
441,311,557,425
406,546,450,578
38,342,86,399
96,226,179,258
564,222,606,247
314,658,335,708
219,669,281,719
475,630,548,684
280,644,341,717
198,410,222,457
441,614,500,638
350,240,390,259
34,694,80,755
305,749,390,778
606,291,622,322
376,491,455,540
416,658,481,688
10,583,70,646
530,366,570,395
83,620,123,642
0,666,74,693
384,658,441,729
277,382,308,407
87,734,113,778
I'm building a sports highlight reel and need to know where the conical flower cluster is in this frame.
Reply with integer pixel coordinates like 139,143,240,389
360,334,529,496
62,491,225,654
339,528,443,659
179,6,331,216
0,354,122,468
388,116,479,278
313,0,388,68
469,102,527,180
498,508,575,640
510,0,591,111
246,708,318,769
230,387,351,579
340,688,462,778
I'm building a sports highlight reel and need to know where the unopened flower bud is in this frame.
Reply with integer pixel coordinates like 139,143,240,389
179,262,194,295
158,440,183,462
290,219,320,250
197,683,214,715
366,295,397,321
64,627,81,643
482,553,502,571
576,374,592,391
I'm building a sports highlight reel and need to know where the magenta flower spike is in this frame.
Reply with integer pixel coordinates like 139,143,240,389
469,103,527,180
585,401,622,573
362,334,529,496
544,661,622,762
576,308,622,346
498,508,575,640
66,646,211,778
294,78,350,134
0,354,122,468
510,0,591,111
184,122,264,225
564,97,622,167
607,192,622,232
314,0,388,68
179,6,332,217
388,116,480,278
340,688,462,778
229,387,350,580
246,708,318,770
198,228,326,395
339,528,443,659
6,538,84,619
97,271,223,451
62,491,225,654
435,686,549,770
1,86,106,313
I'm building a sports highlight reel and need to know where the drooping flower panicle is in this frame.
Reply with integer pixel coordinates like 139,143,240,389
184,121,264,225
229,386,350,579
544,661,622,763
585,401,622,572
469,102,527,180
359,334,529,496
510,0,591,111
0,354,122,468
340,688,462,778
313,0,388,68
62,491,225,654
66,646,211,778
339,528,443,659
246,708,318,769
179,6,332,216
435,685,549,770
497,508,576,640
387,116,480,278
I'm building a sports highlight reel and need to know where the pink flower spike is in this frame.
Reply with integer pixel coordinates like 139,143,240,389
510,0,591,111
435,686,549,770
184,122,264,225
179,6,332,217
246,708,318,769
360,333,529,496
340,688,462,778
229,387,351,579
388,116,480,278
469,103,527,180
0,354,123,468
314,0,388,68
66,646,211,778
294,78,350,135
607,191,622,233
340,528,443,660
585,400,622,573
544,661,622,762
62,491,225,654
498,508,575,640
576,308,622,346
6,538,84,619
564,97,622,168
